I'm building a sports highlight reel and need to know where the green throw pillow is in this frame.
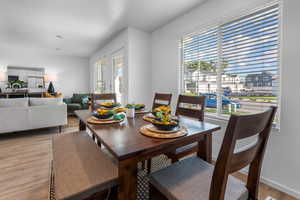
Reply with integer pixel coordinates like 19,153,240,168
72,93,90,104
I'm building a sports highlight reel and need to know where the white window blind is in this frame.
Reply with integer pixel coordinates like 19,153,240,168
181,3,280,117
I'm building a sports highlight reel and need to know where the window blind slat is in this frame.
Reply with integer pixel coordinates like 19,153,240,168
181,4,279,117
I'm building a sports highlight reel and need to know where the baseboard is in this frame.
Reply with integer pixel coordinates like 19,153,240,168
211,157,300,199
240,169,300,199
258,175,300,199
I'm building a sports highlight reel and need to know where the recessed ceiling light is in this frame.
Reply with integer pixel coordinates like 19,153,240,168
56,35,64,39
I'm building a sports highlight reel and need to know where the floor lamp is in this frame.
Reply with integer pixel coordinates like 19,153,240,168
44,74,57,94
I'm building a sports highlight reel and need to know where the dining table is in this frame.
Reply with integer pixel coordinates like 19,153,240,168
75,109,221,200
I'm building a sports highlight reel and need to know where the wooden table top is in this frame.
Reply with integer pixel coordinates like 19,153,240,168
75,110,220,161
52,131,118,200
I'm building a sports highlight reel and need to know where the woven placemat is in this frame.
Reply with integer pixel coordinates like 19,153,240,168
87,117,124,124
140,124,187,139
142,115,155,123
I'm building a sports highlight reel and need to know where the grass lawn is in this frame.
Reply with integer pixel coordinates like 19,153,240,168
229,96,276,101
205,108,250,115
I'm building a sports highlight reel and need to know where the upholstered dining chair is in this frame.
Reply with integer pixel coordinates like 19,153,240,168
90,93,117,145
152,93,172,111
145,93,173,172
91,93,117,111
149,106,277,200
165,94,206,163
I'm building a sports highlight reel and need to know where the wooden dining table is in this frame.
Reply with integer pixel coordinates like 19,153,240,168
75,110,221,200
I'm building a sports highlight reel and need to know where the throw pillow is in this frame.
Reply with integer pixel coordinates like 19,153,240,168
0,98,29,108
82,96,89,104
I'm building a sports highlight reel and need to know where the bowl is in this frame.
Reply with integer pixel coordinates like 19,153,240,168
100,102,120,109
92,111,114,119
135,104,145,110
151,120,179,131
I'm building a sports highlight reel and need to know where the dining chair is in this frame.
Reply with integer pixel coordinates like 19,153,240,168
91,93,117,111
152,93,172,111
149,106,277,200
90,93,117,144
145,93,172,172
165,94,206,164
147,94,204,173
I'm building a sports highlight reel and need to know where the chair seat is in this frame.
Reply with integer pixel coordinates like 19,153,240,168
149,156,248,200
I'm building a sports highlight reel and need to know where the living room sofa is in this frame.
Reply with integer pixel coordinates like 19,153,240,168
63,93,90,115
0,97,67,134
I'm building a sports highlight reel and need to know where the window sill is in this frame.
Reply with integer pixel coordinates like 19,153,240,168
204,112,280,131
204,113,229,122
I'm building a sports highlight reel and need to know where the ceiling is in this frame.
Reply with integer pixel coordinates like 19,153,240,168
0,0,206,58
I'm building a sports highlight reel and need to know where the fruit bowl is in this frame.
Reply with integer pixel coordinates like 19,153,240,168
151,119,179,131
93,109,115,119
135,104,145,110
99,102,121,109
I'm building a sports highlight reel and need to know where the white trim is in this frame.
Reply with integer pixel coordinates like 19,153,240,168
239,168,300,199
216,28,223,116
259,175,300,199
206,113,280,131
275,0,283,131
111,48,125,104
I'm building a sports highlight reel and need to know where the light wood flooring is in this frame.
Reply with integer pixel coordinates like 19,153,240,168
0,116,296,200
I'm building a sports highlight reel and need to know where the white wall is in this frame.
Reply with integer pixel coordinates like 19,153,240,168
0,48,89,97
151,0,300,198
90,27,151,106
127,28,152,106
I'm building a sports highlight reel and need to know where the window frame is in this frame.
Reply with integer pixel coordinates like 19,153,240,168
179,1,282,127
94,58,106,93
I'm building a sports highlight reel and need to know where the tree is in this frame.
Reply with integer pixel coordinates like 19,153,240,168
185,60,218,72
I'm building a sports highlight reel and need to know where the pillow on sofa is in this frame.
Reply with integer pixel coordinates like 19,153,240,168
72,93,90,104
0,98,29,108
30,97,63,106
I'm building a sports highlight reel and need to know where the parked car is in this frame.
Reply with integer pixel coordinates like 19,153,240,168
203,93,241,108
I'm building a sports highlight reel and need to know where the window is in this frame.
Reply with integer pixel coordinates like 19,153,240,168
112,53,124,103
95,59,106,93
181,3,280,119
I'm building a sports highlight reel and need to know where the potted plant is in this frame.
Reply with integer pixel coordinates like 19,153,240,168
125,103,135,118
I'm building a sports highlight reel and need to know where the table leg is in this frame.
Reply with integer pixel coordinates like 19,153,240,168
118,159,138,200
79,120,86,131
197,133,212,163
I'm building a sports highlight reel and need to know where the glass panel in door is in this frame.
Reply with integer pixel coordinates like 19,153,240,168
112,53,124,104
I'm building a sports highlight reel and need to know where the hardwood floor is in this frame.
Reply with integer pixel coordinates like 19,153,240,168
0,116,296,200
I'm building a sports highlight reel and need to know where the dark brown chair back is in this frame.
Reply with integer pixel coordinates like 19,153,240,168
210,106,277,200
91,93,117,111
152,93,172,111
175,95,205,121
